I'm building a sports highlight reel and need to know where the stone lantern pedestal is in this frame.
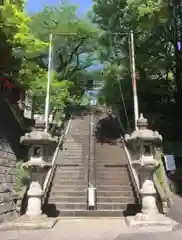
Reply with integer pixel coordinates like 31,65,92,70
0,120,58,230
125,114,178,228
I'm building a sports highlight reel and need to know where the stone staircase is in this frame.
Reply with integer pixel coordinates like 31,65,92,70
45,113,91,217
95,142,139,216
94,113,140,216
44,109,139,217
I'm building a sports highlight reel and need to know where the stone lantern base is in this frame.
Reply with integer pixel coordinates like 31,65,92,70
126,212,178,228
0,214,57,231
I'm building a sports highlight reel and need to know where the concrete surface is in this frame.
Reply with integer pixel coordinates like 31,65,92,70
126,212,178,227
167,193,182,224
0,218,181,240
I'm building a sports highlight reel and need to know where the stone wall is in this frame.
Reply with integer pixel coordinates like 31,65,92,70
0,93,26,223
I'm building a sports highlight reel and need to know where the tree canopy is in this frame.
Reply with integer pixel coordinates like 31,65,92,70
1,0,182,152
1,1,99,115
27,4,99,112
92,0,182,143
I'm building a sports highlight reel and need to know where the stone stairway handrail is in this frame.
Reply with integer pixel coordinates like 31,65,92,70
116,113,141,202
121,138,141,201
43,117,72,203
153,150,173,211
153,174,169,213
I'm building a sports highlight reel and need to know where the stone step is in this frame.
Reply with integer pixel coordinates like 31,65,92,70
95,160,127,163
96,196,134,203
63,142,89,145
61,153,88,156
55,168,85,173
61,154,87,157
97,190,134,197
96,179,130,184
57,158,84,161
96,171,128,176
54,176,86,181
55,169,85,174
96,175,130,180
96,160,127,162
65,138,89,141
50,202,87,210
96,163,128,166
56,165,84,169
95,166,128,169
97,185,132,191
95,163,128,166
96,202,130,210
94,167,128,172
52,179,86,185
62,146,89,150
47,209,124,217
51,184,86,191
56,161,84,165
49,195,86,203
95,170,129,174
50,190,86,197
54,173,85,178
95,154,126,157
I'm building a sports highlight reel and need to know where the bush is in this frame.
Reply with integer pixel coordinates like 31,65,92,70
13,161,30,195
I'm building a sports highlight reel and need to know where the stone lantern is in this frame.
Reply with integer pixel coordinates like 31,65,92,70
125,114,177,228
0,119,58,230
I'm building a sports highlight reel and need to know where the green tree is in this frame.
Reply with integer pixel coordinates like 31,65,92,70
92,0,179,138
29,4,98,79
27,3,99,112
0,0,47,92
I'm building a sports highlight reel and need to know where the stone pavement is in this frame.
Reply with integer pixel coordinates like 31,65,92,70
167,193,182,224
0,218,181,240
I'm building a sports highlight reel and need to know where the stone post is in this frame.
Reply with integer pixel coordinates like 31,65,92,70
0,119,58,230
125,114,177,228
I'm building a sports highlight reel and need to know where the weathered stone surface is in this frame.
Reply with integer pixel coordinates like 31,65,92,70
0,150,16,162
0,211,15,224
0,214,57,230
0,202,15,215
0,93,27,223
0,192,12,204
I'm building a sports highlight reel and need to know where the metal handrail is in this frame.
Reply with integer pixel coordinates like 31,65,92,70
88,112,96,185
87,109,96,208
43,117,72,203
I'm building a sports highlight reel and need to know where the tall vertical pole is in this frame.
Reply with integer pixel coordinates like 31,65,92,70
44,33,53,132
130,31,139,130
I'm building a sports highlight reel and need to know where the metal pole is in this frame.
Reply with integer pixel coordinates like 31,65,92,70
44,33,53,132
130,31,139,130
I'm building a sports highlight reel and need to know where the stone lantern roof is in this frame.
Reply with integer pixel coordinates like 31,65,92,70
20,119,58,145
125,114,162,143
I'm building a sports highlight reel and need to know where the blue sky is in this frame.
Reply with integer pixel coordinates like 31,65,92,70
26,0,93,14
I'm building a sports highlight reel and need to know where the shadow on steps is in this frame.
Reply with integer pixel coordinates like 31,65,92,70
95,114,122,145
43,204,60,217
123,204,141,217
